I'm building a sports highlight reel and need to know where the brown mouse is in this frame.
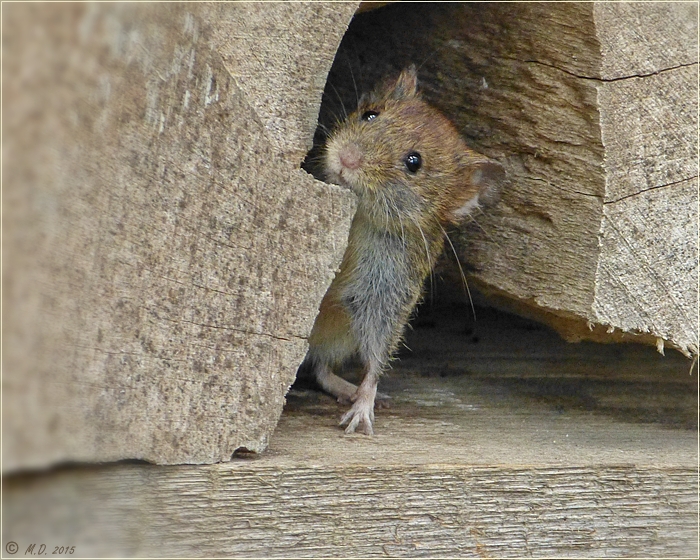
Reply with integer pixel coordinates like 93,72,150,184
300,66,504,435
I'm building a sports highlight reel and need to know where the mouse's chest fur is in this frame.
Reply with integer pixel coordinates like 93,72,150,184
334,213,443,362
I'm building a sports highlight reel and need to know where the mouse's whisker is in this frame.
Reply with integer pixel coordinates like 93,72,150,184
400,220,408,253
378,192,393,233
438,221,476,321
346,58,360,108
415,41,451,75
343,39,367,106
394,202,409,251
315,122,333,137
465,211,498,245
319,92,347,129
411,217,435,306
326,82,349,121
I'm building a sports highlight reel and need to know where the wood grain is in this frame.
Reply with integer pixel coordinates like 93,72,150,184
3,304,696,557
4,464,696,558
2,2,358,470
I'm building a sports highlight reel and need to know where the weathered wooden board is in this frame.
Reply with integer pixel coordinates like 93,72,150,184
593,1,698,355
314,1,698,357
2,2,358,470
4,463,696,558
3,303,696,557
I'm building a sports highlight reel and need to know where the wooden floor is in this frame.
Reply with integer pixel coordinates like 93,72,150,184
3,300,698,557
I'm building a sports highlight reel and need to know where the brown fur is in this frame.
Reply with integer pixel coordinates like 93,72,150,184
301,66,504,435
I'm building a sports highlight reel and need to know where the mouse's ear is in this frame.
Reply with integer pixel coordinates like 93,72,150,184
472,160,506,207
388,65,419,100
364,66,419,106
451,158,506,221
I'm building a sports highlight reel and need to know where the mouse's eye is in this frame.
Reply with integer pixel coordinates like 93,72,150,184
361,110,379,121
404,152,422,173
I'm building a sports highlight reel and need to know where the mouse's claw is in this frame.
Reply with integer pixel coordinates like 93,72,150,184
339,398,375,435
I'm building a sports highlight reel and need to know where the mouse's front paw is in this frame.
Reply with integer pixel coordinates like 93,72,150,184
339,399,375,435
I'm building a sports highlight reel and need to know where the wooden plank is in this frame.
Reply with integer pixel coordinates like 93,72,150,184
4,464,696,558
594,2,698,355
3,303,696,557
2,2,358,470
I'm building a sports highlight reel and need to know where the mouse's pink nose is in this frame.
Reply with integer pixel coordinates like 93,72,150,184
339,144,363,170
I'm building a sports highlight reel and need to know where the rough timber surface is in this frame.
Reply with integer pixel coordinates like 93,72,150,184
2,2,358,470
4,303,697,558
593,1,698,356
316,1,698,356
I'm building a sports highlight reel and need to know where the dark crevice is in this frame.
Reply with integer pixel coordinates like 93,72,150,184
529,176,602,199
605,175,698,205
3,458,156,481
174,318,306,342
504,56,698,83
232,447,259,459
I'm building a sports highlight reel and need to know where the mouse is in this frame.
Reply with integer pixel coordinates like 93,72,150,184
299,65,505,435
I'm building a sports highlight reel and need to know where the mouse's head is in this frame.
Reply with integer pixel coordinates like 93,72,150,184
324,66,505,232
